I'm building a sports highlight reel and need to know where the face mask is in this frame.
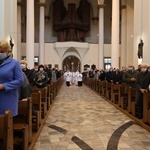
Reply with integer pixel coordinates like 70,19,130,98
39,68,44,72
20,64,26,69
128,67,133,71
141,68,147,73
0,53,7,60
122,68,125,71
35,68,38,71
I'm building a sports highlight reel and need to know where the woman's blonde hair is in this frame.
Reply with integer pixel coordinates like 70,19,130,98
0,40,11,52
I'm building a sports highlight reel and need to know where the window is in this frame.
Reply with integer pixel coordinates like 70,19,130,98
21,56,39,66
104,57,111,70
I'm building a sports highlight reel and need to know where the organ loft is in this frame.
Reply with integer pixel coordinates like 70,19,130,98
53,0,90,42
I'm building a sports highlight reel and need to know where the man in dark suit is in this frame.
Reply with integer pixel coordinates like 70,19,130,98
136,63,150,119
112,68,123,84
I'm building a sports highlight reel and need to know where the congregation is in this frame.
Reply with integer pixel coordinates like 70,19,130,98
83,64,150,119
1,39,150,149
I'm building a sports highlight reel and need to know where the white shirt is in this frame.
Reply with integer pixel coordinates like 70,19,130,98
64,71,72,81
77,73,83,81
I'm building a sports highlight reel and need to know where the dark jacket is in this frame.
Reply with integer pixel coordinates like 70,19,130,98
106,71,113,83
19,72,33,100
99,72,106,81
34,71,48,88
112,71,123,84
135,71,150,106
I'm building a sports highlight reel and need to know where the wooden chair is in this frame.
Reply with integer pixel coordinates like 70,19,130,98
13,98,32,149
0,110,13,150
143,92,150,123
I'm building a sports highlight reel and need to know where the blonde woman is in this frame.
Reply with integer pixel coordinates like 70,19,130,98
0,40,24,116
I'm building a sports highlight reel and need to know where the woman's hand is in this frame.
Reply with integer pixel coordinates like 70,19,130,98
0,84,5,90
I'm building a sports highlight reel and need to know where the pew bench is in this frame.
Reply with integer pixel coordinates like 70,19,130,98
0,110,13,150
143,92,150,124
32,86,47,118
111,83,119,104
118,84,128,108
127,87,136,116
98,80,103,95
32,91,41,131
106,82,111,100
13,98,32,149
47,84,54,105
101,81,106,97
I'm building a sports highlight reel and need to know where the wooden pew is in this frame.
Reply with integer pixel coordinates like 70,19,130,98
32,86,47,118
101,81,106,97
47,84,53,105
90,78,94,89
32,91,41,131
143,92,150,124
111,83,120,104
93,79,97,92
118,84,128,108
95,79,99,93
0,110,13,150
106,82,111,100
13,98,32,149
127,87,136,116
54,80,58,95
86,77,91,87
50,82,57,101
98,80,103,95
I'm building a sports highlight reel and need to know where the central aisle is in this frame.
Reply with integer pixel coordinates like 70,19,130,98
34,82,150,150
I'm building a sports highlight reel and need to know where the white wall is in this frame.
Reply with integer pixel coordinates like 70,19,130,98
21,43,111,71
126,0,134,65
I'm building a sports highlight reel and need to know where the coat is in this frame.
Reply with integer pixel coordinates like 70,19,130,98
34,71,48,88
0,56,24,116
135,71,150,106
19,72,33,100
122,70,139,93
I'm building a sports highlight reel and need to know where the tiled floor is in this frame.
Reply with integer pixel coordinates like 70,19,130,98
33,82,150,150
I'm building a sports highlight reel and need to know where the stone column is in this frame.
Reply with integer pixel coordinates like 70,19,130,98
111,0,120,68
26,0,34,68
120,0,127,67
142,0,150,64
133,0,143,66
39,0,46,65
17,0,22,60
0,0,10,39
98,4,104,69
9,0,18,59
